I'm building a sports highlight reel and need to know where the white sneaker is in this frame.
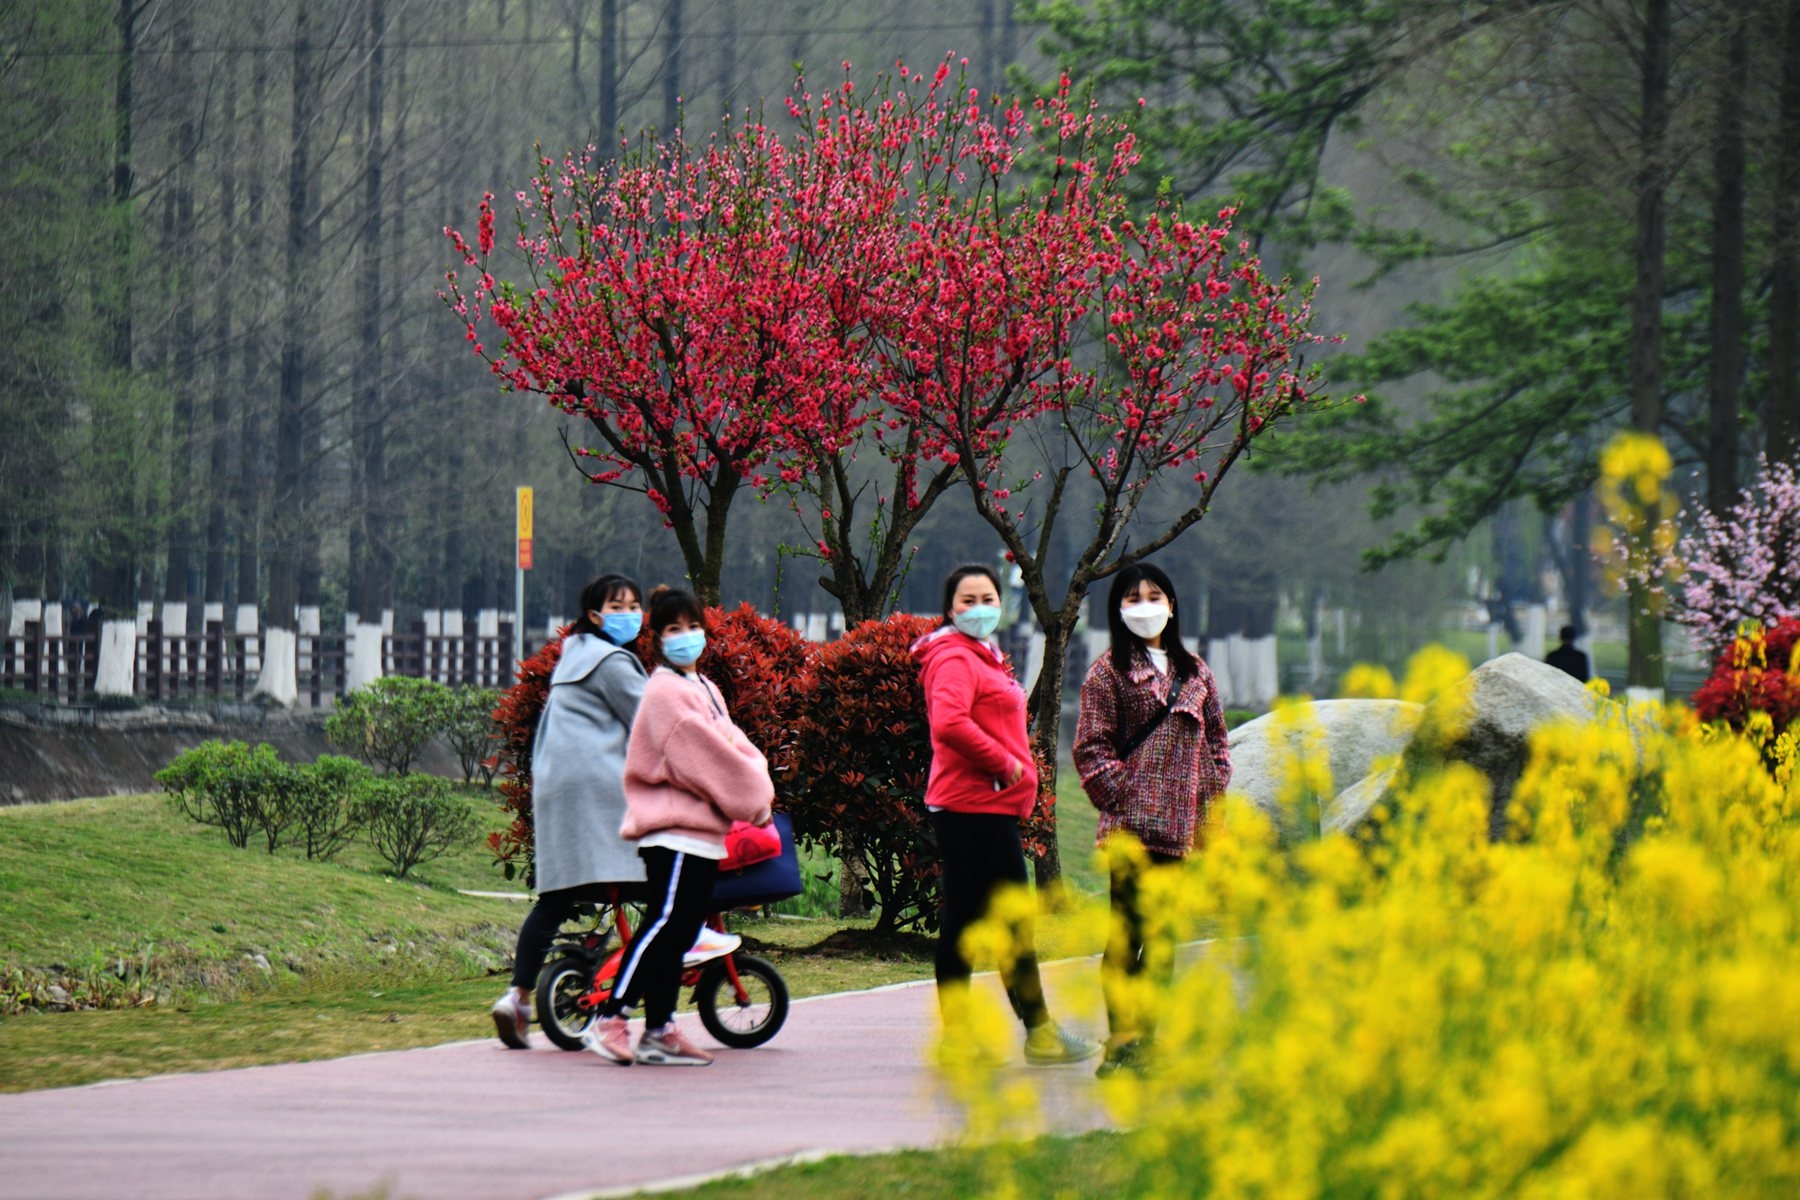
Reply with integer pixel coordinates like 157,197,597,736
491,990,531,1049
682,926,741,969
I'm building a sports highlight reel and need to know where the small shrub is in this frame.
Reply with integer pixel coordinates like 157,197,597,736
291,755,370,861
786,613,940,934
354,775,480,879
326,676,451,774
155,740,296,851
441,686,502,785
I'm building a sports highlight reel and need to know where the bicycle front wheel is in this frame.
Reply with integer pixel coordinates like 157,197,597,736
695,954,788,1049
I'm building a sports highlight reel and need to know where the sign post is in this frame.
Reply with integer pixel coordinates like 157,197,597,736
515,486,533,672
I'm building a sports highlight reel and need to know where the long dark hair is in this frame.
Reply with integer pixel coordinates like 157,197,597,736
567,574,642,637
941,563,1003,621
1106,562,1199,680
646,585,708,669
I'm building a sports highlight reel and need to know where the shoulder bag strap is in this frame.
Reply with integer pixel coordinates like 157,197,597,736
1116,673,1183,761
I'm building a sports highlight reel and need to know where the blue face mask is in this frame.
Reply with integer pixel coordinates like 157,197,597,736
661,629,707,666
599,612,642,645
952,604,1002,640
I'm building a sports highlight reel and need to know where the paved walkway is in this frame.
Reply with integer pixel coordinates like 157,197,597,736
0,960,1116,1200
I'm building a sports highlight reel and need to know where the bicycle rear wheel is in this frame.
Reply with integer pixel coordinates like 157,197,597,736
536,955,601,1051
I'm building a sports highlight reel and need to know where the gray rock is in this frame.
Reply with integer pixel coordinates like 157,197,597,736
1412,652,1605,838
1226,699,1422,842
1324,765,1400,836
45,984,72,1007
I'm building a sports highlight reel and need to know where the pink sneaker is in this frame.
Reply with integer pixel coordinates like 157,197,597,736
584,1016,634,1065
635,1024,713,1066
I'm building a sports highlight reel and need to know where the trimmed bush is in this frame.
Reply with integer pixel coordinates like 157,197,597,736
155,740,295,852
355,775,481,879
441,686,502,785
786,613,940,933
325,676,450,775
291,754,370,861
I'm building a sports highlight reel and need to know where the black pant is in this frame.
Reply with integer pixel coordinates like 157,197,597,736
931,809,1048,1031
509,882,618,989
601,847,718,1029
1103,848,1181,1041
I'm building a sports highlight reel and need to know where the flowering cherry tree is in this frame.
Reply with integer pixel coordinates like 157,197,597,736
1676,457,1800,651
444,60,1103,617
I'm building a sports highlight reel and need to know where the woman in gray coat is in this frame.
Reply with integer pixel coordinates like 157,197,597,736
487,575,638,1046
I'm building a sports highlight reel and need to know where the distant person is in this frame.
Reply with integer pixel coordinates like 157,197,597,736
66,601,89,636
1073,562,1231,1078
586,586,774,1067
1546,625,1590,683
913,563,1101,1067
489,574,735,1050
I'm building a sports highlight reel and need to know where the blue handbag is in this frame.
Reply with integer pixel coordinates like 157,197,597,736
709,812,803,909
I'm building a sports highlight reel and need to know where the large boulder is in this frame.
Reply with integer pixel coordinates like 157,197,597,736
1412,652,1606,838
1226,699,1422,842
1324,765,1399,837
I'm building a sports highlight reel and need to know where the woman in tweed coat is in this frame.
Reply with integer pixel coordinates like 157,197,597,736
1073,562,1231,1076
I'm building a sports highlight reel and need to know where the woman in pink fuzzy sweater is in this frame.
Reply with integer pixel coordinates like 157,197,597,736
584,587,774,1067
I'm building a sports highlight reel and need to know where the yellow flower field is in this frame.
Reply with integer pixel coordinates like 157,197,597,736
949,651,1800,1198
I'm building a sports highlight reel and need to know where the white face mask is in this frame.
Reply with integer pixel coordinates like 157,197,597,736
1121,602,1171,640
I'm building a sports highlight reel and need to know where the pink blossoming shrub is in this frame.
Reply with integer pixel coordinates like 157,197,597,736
1676,457,1800,650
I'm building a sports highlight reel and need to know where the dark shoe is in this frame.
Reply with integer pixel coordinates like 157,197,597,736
1095,1037,1151,1078
1022,1022,1102,1066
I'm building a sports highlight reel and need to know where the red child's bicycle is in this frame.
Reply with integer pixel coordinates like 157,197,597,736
534,891,790,1051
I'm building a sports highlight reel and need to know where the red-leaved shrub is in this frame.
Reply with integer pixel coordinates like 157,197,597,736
786,613,940,932
1691,615,1800,772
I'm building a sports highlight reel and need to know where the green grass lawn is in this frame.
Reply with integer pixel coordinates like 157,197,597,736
0,780,1110,1092
610,1131,1139,1200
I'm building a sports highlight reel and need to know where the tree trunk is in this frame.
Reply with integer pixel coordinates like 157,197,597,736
353,0,391,620
1627,0,1670,691
1770,0,1800,462
1707,11,1748,514
205,50,238,609
716,0,737,110
663,0,683,136
266,1,317,636
164,14,198,621
235,16,271,619
599,0,618,142
91,0,139,612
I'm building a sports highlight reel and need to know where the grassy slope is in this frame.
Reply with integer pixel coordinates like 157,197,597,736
1,777,1110,1092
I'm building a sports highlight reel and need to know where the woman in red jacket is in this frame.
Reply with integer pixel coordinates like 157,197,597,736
912,564,1100,1067
1073,561,1231,1077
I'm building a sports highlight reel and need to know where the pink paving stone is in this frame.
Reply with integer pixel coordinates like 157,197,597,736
0,962,1115,1200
